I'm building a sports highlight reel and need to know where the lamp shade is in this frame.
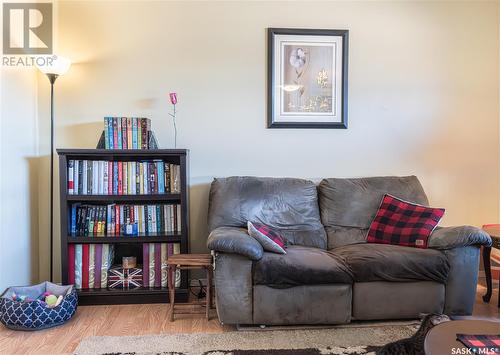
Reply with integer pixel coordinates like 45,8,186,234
37,56,71,76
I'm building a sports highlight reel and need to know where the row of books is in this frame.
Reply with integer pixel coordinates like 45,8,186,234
67,243,181,289
104,117,151,150
67,160,181,195
69,204,182,237
143,243,181,288
68,244,114,289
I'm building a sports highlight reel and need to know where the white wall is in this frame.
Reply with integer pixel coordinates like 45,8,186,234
0,66,39,290
35,0,500,281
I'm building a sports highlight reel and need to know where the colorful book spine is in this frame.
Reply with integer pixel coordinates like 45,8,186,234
107,117,114,149
113,117,119,149
161,243,168,287
140,118,149,149
137,118,142,150
143,243,150,287
103,161,108,195
135,162,140,194
173,243,181,287
123,162,128,195
97,161,103,195
117,117,122,149
132,118,138,149
74,161,80,195
68,160,74,194
177,205,181,233
154,243,161,288
127,117,132,149
77,161,83,195
118,162,123,195
157,161,165,193
131,163,136,194
104,117,109,149
88,244,95,288
68,244,75,285
115,204,120,235
92,161,99,195
70,204,77,236
168,243,174,258
143,163,149,194
82,244,89,289
121,117,128,149
113,162,119,195
101,244,109,288
141,206,146,234
133,205,139,235
75,244,83,289
94,244,102,289
108,161,113,195
149,243,155,287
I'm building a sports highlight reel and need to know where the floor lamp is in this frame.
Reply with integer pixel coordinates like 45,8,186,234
38,56,71,282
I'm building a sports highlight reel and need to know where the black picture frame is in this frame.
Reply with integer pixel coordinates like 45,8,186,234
267,28,349,129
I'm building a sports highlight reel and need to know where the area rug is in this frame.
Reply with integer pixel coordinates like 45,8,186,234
73,325,417,355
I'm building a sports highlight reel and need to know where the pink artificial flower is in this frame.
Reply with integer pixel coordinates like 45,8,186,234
169,93,177,105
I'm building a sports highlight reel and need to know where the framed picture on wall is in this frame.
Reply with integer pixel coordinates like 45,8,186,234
267,28,349,129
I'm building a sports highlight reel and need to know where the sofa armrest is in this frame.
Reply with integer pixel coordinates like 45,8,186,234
428,226,492,250
207,226,263,261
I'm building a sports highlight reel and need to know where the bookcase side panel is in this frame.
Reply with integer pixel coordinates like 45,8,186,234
59,154,69,285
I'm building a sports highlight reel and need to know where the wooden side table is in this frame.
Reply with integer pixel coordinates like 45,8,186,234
481,225,500,308
167,253,214,321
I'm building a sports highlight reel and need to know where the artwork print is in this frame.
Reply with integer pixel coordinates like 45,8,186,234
268,28,348,128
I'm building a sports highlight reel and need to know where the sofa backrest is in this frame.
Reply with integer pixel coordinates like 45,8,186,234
318,176,429,249
208,176,327,249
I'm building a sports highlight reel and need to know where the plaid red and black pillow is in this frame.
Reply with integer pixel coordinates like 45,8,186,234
366,194,445,249
457,334,500,354
247,221,286,254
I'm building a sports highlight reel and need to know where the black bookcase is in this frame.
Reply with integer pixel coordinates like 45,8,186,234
57,149,189,305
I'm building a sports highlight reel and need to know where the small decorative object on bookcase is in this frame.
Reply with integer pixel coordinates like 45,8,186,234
168,93,178,148
122,256,137,269
108,266,143,289
96,117,159,149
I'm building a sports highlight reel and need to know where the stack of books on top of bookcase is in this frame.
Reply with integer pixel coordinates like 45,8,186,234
67,160,180,195
104,117,151,149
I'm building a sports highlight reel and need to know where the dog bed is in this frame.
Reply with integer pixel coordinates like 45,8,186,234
0,281,77,330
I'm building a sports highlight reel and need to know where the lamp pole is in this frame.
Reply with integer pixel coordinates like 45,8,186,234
47,73,58,283
37,56,70,284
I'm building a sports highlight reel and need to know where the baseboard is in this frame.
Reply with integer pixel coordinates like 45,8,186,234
236,319,420,331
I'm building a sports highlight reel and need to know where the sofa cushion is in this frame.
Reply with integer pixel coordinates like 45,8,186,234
253,245,353,287
331,243,450,283
208,177,327,249
318,176,429,248
366,194,445,248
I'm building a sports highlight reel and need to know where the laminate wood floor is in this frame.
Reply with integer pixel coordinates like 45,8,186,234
0,284,498,355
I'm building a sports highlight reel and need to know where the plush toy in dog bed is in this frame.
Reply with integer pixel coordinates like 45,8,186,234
0,281,77,330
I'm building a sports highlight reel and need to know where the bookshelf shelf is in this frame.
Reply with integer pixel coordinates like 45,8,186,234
76,287,188,305
67,235,183,244
66,194,181,202
58,149,190,305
